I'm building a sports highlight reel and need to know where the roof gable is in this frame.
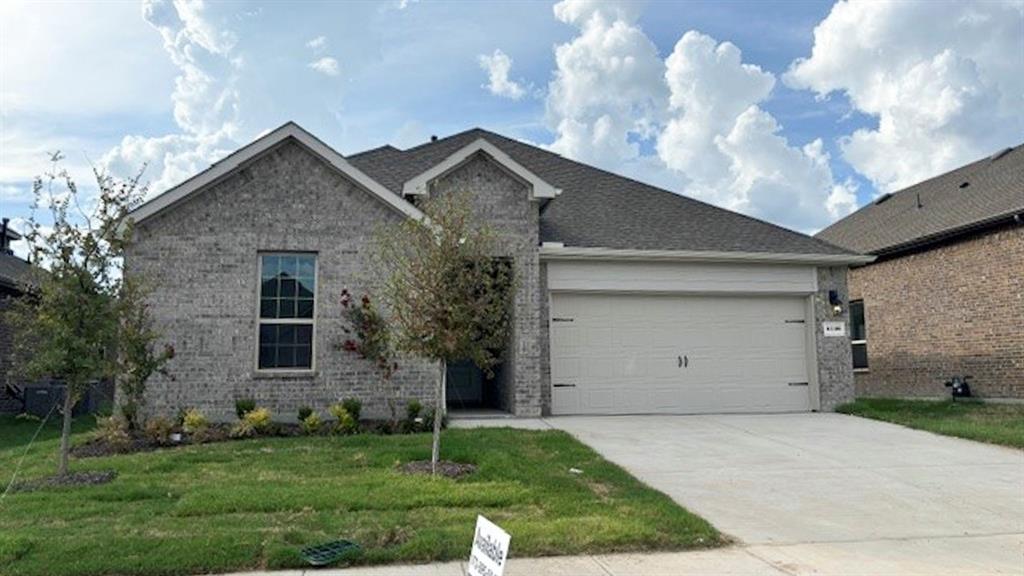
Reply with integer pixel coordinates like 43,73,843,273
402,138,560,199
128,123,423,226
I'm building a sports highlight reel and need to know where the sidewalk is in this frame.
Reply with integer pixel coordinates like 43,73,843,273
219,547,787,576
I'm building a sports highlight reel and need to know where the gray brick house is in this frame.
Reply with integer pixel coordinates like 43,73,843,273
126,122,870,420
817,144,1023,399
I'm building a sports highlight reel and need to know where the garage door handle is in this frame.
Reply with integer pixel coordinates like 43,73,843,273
788,382,809,387
553,383,576,388
678,355,688,368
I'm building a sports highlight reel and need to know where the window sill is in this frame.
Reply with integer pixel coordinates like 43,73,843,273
252,370,318,380
853,368,870,374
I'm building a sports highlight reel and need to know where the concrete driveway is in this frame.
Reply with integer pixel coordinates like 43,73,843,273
544,413,1024,575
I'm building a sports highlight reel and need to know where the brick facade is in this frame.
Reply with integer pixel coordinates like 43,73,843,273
0,297,21,413
814,266,856,410
848,224,1024,398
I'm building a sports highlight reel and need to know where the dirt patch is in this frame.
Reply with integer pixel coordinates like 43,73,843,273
399,460,477,479
12,470,117,493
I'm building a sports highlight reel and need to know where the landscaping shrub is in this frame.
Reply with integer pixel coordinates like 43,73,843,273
402,400,424,433
182,408,208,435
301,412,322,435
231,407,272,438
94,415,131,450
143,417,175,445
297,406,314,422
235,398,256,419
329,404,358,435
341,397,362,421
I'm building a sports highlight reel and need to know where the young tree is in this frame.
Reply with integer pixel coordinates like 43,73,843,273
6,154,149,475
116,276,175,431
339,290,399,424
371,191,515,474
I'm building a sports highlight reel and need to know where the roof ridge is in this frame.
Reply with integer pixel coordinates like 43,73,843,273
347,144,399,159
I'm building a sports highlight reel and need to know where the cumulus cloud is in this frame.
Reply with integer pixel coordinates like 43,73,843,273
306,35,327,51
544,1,854,231
478,49,526,100
308,56,340,76
102,0,241,196
785,0,1024,193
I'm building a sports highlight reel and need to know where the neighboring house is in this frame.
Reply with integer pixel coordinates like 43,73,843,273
125,122,870,420
1,219,33,413
817,145,1023,399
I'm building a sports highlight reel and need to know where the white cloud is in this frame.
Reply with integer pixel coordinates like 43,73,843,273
101,0,242,196
478,49,526,100
785,0,1024,193
544,2,854,231
306,35,327,52
308,56,340,77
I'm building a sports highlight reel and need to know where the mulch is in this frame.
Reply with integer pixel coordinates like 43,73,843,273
12,470,118,493
399,460,477,479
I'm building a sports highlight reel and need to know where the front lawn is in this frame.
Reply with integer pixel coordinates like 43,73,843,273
0,416,720,576
837,398,1024,449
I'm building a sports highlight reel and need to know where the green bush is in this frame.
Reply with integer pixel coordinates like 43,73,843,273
230,406,272,438
234,398,256,420
182,408,208,435
301,412,322,435
328,404,358,435
402,400,424,433
143,417,175,445
95,415,131,448
341,397,362,421
297,406,314,422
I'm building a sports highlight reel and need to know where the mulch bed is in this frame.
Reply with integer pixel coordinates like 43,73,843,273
400,460,477,479
12,470,118,493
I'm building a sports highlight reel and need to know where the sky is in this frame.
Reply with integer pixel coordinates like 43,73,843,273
2,0,1023,255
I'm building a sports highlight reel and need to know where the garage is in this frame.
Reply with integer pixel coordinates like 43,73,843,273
549,292,813,415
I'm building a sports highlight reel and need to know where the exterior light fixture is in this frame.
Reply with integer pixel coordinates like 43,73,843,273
828,290,843,316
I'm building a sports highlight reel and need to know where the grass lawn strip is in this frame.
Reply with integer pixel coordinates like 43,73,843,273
0,416,720,576
837,398,1024,449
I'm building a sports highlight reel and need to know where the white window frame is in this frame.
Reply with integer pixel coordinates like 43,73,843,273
255,252,318,373
850,299,868,372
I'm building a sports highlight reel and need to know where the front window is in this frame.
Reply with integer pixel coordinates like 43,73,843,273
850,300,868,370
258,253,316,370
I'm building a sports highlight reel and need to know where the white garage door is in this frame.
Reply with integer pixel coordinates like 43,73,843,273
550,293,812,415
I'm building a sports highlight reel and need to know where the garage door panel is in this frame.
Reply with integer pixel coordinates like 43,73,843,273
550,293,812,415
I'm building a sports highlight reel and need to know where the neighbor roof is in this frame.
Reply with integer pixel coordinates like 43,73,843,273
816,145,1024,256
0,253,33,293
349,128,856,257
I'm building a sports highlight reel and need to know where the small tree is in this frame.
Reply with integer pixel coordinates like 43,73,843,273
6,154,148,475
371,191,514,474
339,290,399,424
116,276,175,430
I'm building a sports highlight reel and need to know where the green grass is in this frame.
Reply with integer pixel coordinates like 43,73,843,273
837,398,1024,449
0,416,720,576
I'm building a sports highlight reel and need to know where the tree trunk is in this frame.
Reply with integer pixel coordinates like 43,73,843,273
431,360,446,476
58,386,74,476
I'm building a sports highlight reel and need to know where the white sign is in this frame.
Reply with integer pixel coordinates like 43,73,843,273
823,321,846,337
467,515,511,576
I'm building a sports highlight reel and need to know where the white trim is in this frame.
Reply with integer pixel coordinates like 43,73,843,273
540,245,875,265
126,122,423,228
401,138,561,199
254,252,318,373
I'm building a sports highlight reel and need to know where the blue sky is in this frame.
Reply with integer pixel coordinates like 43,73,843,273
2,0,1022,245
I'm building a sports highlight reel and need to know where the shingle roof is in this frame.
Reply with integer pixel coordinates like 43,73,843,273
0,253,33,293
816,145,1024,255
348,128,855,256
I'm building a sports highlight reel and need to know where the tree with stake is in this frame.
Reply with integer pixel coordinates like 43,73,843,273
371,191,514,474
6,154,150,476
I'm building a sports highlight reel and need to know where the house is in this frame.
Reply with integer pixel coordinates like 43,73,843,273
124,122,870,420
817,145,1023,399
1,219,33,413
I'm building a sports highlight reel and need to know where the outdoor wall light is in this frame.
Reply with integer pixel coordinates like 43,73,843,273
828,290,843,316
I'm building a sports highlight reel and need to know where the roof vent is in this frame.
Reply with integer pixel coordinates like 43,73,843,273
959,181,970,189
430,135,438,142
989,147,1013,162
873,192,893,205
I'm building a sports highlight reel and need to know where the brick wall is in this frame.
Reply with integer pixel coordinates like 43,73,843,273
126,140,440,421
0,296,21,414
428,153,543,416
814,266,856,410
849,224,1024,398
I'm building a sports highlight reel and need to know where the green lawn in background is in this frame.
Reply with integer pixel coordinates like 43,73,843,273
838,398,1024,449
0,415,720,576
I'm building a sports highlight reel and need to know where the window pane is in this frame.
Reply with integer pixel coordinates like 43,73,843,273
277,346,296,368
296,325,312,345
280,278,297,298
298,256,315,278
280,256,297,278
297,277,314,298
261,255,280,279
260,298,276,319
852,342,869,370
260,277,278,298
297,299,314,318
850,301,866,341
279,299,296,318
295,345,312,368
259,324,277,345
259,346,276,369
279,324,295,345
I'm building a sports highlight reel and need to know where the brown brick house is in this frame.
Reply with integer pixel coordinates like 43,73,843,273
817,145,1023,399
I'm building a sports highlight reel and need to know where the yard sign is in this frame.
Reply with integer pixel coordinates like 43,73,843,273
467,515,511,576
